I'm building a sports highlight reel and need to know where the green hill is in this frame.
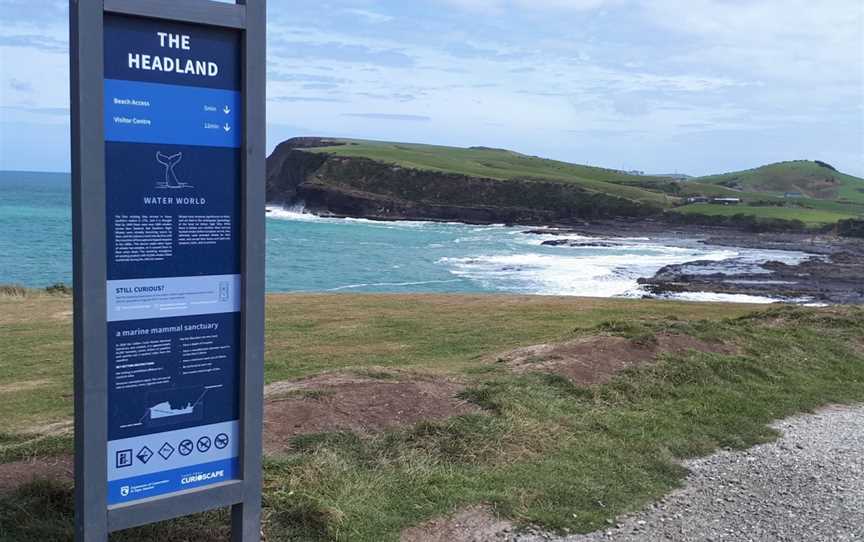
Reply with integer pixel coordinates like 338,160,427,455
671,160,864,227
693,160,864,203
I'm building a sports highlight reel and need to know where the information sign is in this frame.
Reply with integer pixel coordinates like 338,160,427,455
70,1,265,540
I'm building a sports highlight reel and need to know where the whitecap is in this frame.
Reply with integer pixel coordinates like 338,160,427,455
325,279,463,291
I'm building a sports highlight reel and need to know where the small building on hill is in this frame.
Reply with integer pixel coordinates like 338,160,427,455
784,191,804,199
711,197,741,205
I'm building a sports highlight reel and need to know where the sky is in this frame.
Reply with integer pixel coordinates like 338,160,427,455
1,0,862,177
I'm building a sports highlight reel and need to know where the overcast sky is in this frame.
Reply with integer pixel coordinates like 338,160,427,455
1,0,862,176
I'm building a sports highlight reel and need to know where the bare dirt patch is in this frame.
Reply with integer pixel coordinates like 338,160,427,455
400,505,514,542
0,455,72,493
263,371,477,454
495,334,735,386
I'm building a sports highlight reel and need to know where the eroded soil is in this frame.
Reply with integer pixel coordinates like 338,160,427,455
0,455,72,492
494,334,735,385
400,505,514,542
263,371,477,454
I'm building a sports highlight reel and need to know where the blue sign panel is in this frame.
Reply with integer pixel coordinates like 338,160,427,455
103,14,242,506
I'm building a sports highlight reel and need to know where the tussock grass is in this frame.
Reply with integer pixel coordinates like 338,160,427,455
0,283,71,298
0,284,28,298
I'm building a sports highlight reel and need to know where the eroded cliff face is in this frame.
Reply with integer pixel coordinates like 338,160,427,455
265,138,659,225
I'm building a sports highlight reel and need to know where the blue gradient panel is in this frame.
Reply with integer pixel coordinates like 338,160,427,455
109,458,238,505
105,79,241,148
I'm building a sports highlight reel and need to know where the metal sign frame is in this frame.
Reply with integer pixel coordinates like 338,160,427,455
70,1,265,539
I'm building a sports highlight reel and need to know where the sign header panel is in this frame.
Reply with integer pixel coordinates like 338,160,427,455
103,13,243,507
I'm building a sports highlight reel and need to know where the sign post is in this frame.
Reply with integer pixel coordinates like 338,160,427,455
70,1,265,540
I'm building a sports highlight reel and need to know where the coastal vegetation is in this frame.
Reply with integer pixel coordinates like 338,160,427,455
266,138,864,230
2,289,863,540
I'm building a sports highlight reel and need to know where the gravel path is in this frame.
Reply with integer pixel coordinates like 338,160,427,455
518,404,864,542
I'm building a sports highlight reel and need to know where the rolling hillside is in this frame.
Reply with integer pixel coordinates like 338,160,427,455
672,160,864,227
692,160,864,203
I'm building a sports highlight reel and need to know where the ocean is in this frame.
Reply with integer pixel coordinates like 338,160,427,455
0,170,810,302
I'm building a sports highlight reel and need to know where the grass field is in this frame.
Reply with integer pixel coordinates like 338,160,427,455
305,139,674,206
671,203,859,226
1,290,863,541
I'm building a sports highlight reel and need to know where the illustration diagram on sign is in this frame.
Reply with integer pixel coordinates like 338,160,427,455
150,401,195,420
155,151,193,189
141,387,207,427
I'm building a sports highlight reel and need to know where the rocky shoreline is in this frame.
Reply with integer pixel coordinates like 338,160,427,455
525,222,864,305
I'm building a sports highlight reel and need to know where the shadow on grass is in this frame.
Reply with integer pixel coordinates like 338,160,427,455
0,480,231,542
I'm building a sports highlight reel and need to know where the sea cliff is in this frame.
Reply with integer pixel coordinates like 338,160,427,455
266,137,661,225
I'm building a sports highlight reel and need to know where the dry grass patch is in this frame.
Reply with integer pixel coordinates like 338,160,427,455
23,421,73,437
0,380,52,395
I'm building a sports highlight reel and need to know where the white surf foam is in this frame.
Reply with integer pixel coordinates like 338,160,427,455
438,248,739,298
266,204,323,222
326,279,463,291
669,291,778,304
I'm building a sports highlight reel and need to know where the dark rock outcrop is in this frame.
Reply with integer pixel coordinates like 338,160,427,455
638,249,864,305
541,239,619,247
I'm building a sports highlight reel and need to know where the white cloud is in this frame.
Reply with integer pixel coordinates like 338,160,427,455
342,8,395,24
643,0,864,84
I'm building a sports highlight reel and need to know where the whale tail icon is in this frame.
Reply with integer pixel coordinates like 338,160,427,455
155,152,191,189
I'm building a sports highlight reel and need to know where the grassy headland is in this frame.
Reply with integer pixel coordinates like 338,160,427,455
1,289,863,540
267,138,864,230
305,139,676,205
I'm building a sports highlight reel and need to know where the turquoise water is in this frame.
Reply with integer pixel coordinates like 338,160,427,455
0,171,809,300
0,171,73,287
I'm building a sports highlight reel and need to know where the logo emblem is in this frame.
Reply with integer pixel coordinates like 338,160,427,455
120,486,130,497
155,151,193,189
